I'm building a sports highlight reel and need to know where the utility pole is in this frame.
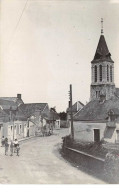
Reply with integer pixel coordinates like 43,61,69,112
69,84,74,141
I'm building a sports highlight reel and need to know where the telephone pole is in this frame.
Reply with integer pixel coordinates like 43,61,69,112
69,84,74,141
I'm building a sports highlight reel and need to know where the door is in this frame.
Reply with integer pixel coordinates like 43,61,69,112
94,129,100,142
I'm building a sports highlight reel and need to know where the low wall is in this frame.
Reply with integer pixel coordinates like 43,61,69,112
63,146,104,171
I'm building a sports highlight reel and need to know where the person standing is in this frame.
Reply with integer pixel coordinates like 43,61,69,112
5,139,9,156
16,144,20,156
14,139,18,153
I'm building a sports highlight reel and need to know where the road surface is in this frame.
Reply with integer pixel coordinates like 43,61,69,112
0,128,106,184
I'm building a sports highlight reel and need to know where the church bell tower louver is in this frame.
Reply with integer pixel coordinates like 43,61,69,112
90,19,115,101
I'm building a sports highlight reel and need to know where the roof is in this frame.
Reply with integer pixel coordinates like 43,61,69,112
0,97,24,106
115,88,119,98
0,99,17,110
15,108,27,121
91,35,114,63
19,103,48,118
67,101,84,113
0,98,27,122
0,105,27,122
49,109,60,121
0,109,9,123
74,97,119,121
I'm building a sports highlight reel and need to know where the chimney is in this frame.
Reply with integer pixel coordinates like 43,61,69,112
17,94,21,99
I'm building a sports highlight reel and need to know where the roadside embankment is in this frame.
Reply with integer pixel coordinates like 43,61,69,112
62,135,119,183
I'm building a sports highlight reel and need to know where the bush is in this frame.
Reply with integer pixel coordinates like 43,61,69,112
104,151,119,183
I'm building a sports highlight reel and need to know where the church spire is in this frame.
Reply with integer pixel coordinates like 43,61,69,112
101,18,103,34
91,19,114,64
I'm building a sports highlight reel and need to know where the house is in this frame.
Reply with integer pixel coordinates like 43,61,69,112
19,103,50,135
72,22,119,144
0,96,28,141
49,108,60,129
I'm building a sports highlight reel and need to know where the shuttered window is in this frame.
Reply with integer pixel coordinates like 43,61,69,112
99,65,102,82
110,66,112,82
107,65,109,81
94,66,97,82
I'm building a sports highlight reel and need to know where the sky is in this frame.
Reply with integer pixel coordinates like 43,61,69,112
0,0,119,112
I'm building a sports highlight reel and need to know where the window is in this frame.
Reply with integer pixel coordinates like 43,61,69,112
94,66,97,82
107,65,109,81
99,65,102,82
110,66,112,82
96,91,100,98
11,126,13,131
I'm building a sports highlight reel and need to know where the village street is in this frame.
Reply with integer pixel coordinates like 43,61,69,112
0,128,106,184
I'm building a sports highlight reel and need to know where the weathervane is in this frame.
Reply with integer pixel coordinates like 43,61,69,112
101,18,103,34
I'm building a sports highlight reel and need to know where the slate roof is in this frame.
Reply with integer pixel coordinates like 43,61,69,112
0,97,24,106
91,35,114,63
19,103,48,118
0,99,27,122
67,101,84,113
0,109,9,123
74,97,119,121
0,99,17,110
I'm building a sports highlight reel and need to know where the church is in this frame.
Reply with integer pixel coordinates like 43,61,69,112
73,20,119,144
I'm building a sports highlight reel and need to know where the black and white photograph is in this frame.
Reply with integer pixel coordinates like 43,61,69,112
1,0,119,185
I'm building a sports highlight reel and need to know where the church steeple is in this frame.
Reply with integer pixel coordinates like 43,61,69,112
90,20,115,101
92,19,113,64
91,34,114,63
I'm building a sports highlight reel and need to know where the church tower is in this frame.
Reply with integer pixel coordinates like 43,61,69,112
90,19,115,101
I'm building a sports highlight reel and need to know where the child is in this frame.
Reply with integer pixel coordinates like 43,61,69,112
16,144,20,156
14,139,18,153
10,141,14,156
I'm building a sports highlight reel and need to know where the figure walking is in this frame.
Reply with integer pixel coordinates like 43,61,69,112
5,138,9,156
14,139,18,153
16,144,20,156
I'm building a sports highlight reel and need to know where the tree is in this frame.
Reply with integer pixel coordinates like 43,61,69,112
58,112,67,120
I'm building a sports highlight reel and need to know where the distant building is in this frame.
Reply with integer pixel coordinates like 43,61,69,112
73,22,119,144
67,101,84,119
49,108,60,129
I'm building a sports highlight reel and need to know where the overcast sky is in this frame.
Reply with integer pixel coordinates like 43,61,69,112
1,0,119,112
